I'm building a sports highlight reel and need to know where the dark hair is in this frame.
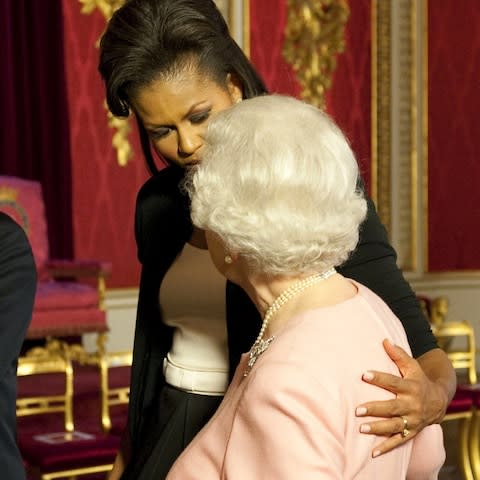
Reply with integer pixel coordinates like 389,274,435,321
98,0,268,174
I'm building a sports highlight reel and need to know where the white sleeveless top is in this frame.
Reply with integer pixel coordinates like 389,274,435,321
160,242,229,395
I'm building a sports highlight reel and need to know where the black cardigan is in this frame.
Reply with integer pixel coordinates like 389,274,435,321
127,165,437,452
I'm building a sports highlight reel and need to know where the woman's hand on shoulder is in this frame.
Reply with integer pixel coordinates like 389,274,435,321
355,339,453,457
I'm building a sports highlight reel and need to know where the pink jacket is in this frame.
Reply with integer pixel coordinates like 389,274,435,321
167,282,445,479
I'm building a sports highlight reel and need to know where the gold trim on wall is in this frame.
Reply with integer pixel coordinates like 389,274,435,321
372,0,424,272
409,0,419,272
371,0,392,231
242,0,250,58
79,0,124,18
422,0,429,271
282,0,350,109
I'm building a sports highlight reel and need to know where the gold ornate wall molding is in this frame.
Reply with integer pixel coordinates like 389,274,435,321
79,0,124,19
372,0,423,272
282,0,350,108
371,0,392,230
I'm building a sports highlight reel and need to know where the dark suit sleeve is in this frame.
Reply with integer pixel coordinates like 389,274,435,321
0,213,36,479
337,195,438,358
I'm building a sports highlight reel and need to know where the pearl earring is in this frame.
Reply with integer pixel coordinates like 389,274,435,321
224,255,233,264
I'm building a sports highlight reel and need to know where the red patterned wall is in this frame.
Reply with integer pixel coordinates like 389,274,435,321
62,0,147,288
250,0,301,97
250,0,372,191
428,1,480,270
326,0,371,190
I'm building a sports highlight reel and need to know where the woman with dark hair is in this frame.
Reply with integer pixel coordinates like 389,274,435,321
98,1,455,479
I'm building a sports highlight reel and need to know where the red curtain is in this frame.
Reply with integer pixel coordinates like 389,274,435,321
0,0,73,259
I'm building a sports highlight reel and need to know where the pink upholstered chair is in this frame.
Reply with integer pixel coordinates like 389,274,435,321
0,175,111,362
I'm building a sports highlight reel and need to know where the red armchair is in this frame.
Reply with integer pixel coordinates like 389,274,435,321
0,175,111,360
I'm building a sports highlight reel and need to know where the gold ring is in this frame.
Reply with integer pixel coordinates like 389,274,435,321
401,416,410,438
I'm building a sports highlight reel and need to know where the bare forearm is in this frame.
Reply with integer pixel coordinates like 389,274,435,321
417,347,456,423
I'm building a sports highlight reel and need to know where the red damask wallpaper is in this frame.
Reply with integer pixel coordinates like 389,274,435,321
250,0,372,191
428,1,480,270
62,0,147,288
326,0,371,189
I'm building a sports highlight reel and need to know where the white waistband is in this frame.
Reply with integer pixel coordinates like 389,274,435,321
163,357,228,396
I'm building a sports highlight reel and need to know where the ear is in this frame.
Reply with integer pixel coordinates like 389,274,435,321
226,73,243,103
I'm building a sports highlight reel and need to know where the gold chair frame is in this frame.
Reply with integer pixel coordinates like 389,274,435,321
17,348,74,432
99,351,132,432
425,296,477,480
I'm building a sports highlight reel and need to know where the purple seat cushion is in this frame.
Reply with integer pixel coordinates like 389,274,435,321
19,431,120,472
446,388,474,413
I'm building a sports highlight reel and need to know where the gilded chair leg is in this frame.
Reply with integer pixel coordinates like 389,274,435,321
458,416,475,480
65,359,75,433
469,410,480,480
99,356,112,432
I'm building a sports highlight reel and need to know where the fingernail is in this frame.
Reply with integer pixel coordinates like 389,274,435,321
362,371,374,381
356,407,367,416
360,424,371,433
372,450,381,458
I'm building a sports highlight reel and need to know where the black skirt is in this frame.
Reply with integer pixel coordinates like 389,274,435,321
123,384,223,480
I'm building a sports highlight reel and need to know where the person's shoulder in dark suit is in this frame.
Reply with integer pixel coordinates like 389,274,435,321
0,212,36,480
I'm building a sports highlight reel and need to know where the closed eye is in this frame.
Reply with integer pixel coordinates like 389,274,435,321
189,109,211,124
147,127,172,140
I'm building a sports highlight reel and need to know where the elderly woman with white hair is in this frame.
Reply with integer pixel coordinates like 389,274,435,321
166,95,445,479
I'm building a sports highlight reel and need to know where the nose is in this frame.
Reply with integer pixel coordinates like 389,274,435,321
178,127,202,159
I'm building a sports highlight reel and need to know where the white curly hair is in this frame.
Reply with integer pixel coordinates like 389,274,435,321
186,94,367,276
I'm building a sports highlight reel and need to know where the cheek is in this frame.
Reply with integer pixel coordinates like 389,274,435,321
152,138,177,162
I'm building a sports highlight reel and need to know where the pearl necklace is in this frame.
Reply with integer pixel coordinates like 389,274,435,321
244,267,336,377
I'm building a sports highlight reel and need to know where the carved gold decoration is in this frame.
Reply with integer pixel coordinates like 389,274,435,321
78,0,125,19
371,0,392,231
106,107,133,167
79,0,132,167
282,0,350,108
422,0,429,271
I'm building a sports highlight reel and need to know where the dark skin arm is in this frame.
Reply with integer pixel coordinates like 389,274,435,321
356,339,456,456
